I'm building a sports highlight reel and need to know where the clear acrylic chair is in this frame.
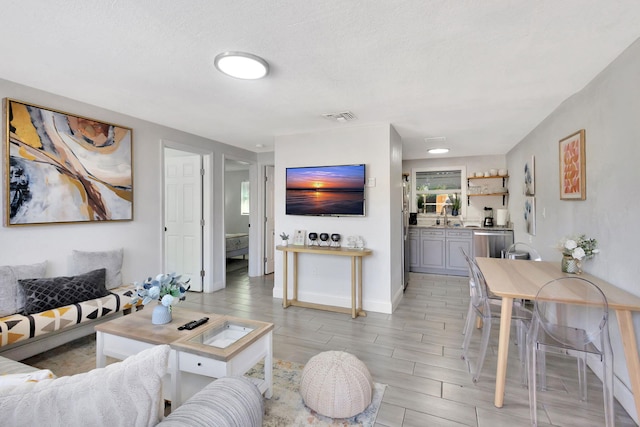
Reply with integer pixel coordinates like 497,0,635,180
505,242,542,261
526,277,614,427
460,248,504,337
460,249,532,383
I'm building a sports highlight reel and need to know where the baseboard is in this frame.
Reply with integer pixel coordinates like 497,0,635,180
271,287,392,315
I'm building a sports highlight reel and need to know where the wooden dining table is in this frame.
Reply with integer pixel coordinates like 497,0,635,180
475,257,640,420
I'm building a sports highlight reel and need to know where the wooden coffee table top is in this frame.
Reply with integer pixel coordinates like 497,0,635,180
171,315,274,362
95,305,219,345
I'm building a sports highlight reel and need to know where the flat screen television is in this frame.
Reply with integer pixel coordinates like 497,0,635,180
286,164,366,216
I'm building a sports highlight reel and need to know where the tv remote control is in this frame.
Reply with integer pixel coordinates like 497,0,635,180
178,317,209,330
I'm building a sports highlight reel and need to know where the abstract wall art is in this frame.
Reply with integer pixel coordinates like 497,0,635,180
524,155,535,196
524,196,536,236
4,99,133,226
559,129,586,200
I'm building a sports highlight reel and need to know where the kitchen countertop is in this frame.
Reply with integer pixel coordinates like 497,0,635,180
409,224,513,231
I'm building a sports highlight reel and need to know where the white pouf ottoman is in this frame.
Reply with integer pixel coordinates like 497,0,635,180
299,351,373,418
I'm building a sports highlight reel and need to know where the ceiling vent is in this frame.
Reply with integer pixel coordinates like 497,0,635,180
322,111,357,122
424,136,447,144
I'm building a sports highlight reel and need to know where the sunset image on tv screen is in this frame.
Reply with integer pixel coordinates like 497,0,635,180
286,164,365,216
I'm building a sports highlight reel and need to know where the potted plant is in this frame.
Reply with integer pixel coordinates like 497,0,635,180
279,232,290,246
451,195,461,216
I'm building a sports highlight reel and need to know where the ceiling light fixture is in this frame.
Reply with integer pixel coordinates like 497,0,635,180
427,148,450,154
214,51,269,80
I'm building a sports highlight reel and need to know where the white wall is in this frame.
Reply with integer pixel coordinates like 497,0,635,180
506,37,640,422
0,78,257,291
274,123,401,314
403,154,507,221
224,170,250,234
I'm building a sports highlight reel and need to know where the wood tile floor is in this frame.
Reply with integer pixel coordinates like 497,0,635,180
180,268,636,426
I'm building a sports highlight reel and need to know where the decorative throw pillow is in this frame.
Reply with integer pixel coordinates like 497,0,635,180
70,248,123,289
0,345,169,427
18,268,109,315
0,261,47,317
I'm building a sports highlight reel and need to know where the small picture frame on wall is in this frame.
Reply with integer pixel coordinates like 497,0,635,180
293,229,306,246
559,129,586,200
524,196,536,236
524,155,535,196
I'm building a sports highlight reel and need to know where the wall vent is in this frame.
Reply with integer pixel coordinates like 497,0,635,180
322,111,357,122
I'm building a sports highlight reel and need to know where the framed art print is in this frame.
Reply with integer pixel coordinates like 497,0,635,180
524,155,535,196
293,229,306,246
559,129,586,200
4,99,133,226
524,196,536,236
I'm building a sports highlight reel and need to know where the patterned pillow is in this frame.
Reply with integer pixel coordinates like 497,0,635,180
18,268,109,315
70,249,123,290
0,261,47,317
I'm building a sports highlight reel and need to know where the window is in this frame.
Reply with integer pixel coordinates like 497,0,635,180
411,167,466,215
241,181,250,215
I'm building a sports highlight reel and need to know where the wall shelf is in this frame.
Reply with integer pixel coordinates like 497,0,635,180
467,176,509,206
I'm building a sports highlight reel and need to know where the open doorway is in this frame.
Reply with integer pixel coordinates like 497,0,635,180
224,159,250,277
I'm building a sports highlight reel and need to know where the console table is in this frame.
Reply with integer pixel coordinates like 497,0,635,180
276,245,373,318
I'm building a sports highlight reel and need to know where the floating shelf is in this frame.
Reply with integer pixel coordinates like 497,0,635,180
467,176,509,206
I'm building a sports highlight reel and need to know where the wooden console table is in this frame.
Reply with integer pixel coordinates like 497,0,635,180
276,245,373,318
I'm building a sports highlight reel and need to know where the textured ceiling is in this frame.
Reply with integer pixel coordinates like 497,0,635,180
2,1,640,159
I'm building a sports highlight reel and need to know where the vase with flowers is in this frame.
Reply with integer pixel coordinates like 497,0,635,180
558,234,599,274
131,273,190,324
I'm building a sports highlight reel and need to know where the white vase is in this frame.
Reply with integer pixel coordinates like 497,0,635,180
151,304,172,325
282,240,288,247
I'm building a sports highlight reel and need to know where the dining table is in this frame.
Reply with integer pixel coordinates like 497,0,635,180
475,257,640,421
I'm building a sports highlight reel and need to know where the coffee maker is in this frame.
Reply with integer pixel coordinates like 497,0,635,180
483,207,494,227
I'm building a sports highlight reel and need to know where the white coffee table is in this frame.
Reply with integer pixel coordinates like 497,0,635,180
95,306,273,409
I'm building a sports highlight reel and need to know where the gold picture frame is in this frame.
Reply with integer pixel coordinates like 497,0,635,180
559,129,586,200
4,98,133,225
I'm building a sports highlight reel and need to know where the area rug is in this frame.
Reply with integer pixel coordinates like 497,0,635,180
246,359,386,427
23,336,386,427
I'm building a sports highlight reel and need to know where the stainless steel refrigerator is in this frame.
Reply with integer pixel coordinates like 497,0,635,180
402,176,410,291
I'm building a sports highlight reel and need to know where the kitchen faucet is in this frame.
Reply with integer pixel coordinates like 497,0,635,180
441,206,448,226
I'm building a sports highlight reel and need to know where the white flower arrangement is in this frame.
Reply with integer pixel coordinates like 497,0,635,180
131,273,190,310
559,234,599,261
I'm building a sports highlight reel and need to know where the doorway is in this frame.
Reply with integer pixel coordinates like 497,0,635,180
224,159,250,277
264,165,275,274
164,147,204,292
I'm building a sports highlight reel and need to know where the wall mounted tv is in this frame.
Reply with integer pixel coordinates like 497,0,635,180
286,164,366,216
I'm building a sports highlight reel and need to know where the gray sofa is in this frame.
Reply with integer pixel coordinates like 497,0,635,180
0,250,137,361
0,345,263,427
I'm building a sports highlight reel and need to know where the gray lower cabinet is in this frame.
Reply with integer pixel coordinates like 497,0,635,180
420,229,445,269
445,229,473,273
409,227,472,276
408,229,420,269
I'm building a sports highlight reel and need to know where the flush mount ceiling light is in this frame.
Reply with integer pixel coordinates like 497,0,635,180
424,137,448,154
214,51,269,79
427,148,450,154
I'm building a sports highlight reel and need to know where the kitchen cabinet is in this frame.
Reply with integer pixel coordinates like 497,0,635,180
409,227,472,276
446,229,473,273
420,229,445,269
408,228,420,269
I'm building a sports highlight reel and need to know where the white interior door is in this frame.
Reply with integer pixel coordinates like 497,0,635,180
165,151,203,291
264,165,275,274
